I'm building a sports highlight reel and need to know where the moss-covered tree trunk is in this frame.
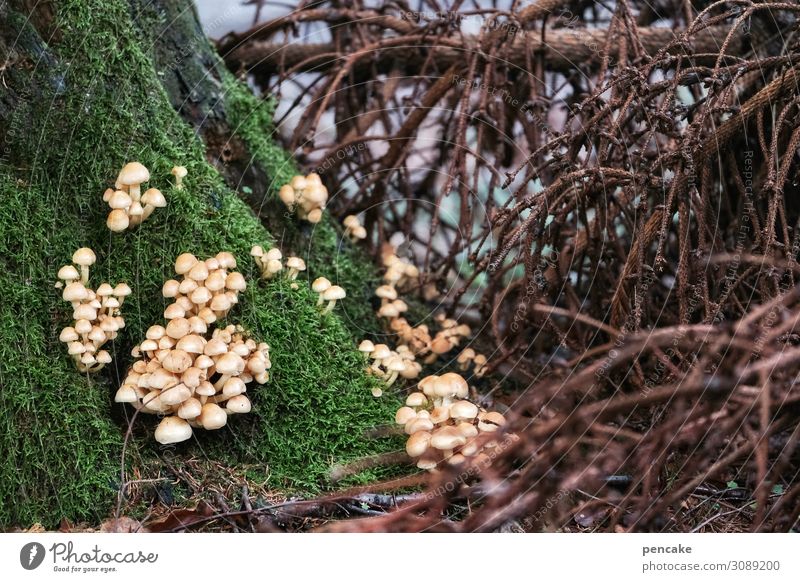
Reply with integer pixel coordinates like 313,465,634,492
0,0,398,529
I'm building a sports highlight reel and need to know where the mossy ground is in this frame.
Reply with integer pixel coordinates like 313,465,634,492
0,0,402,528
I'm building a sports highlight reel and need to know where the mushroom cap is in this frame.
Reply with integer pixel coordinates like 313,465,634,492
250,245,264,258
62,282,88,302
438,372,469,399
161,349,193,374
430,335,452,354
322,285,346,301
114,384,139,404
142,188,167,208
429,406,450,424
154,416,193,445
210,294,232,313
159,383,192,406
375,285,398,300
192,382,214,399
265,248,282,261
395,406,417,425
164,303,186,320
171,165,188,178
187,261,209,282
176,334,206,354
286,256,306,271
307,208,323,223
174,253,198,275
162,279,180,298
352,225,367,240
67,341,86,355
59,327,79,343
178,397,202,420
312,277,332,293
189,286,212,306
108,190,132,209
113,283,132,298
95,283,113,297
278,185,296,206
215,352,245,375
117,162,150,186
194,355,214,370
477,411,506,432
225,272,247,292
203,338,228,356
456,422,479,439
358,339,375,353
450,400,479,421
405,416,435,435
199,403,228,430
72,247,96,267
405,392,427,407
74,319,93,335
430,426,467,450
385,356,407,372
378,304,399,318
290,175,307,190
406,431,432,457
371,344,392,360
128,201,144,217
73,304,97,321
222,377,247,397
226,395,252,414
343,215,360,229
107,210,130,232
57,265,80,281
166,317,191,339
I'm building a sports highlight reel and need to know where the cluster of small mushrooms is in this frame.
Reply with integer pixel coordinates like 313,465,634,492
57,248,130,372
278,173,328,223
343,215,367,242
103,162,168,232
114,252,270,444
250,246,306,283
395,373,508,471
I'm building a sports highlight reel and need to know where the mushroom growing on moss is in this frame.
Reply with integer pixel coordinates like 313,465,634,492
58,248,128,373
106,163,167,231
321,285,346,314
171,166,188,190
285,256,306,280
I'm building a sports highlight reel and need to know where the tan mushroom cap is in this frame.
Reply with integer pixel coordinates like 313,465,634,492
72,247,96,267
430,426,467,450
406,431,432,457
117,162,150,186
59,327,79,342
114,384,139,404
323,285,346,301
174,253,198,275
375,285,398,301
477,411,506,432
178,397,202,420
286,256,306,271
142,188,167,208
108,190,132,209
405,392,427,407
226,394,252,414
154,416,193,445
449,400,479,420
171,165,188,179
62,282,88,302
58,265,80,281
199,403,228,430
371,343,392,360
215,352,245,375
312,277,332,293
395,406,417,425
358,339,375,353
225,272,247,292
159,383,192,406
161,349,193,374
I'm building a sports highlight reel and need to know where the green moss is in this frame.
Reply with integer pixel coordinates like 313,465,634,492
0,0,399,528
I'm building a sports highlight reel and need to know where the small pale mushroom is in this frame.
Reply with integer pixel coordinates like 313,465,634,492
155,416,193,444
171,166,188,189
312,277,332,305
72,247,96,284
320,285,346,314
57,265,80,284
285,256,306,280
117,162,150,200
199,403,228,430
278,184,296,209
141,188,167,221
384,356,407,387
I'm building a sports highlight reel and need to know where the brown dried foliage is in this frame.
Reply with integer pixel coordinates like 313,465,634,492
219,0,800,531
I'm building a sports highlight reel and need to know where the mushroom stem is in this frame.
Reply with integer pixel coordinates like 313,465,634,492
80,265,90,285
213,373,232,391
287,268,299,280
385,371,399,387
321,299,338,314
316,294,325,306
